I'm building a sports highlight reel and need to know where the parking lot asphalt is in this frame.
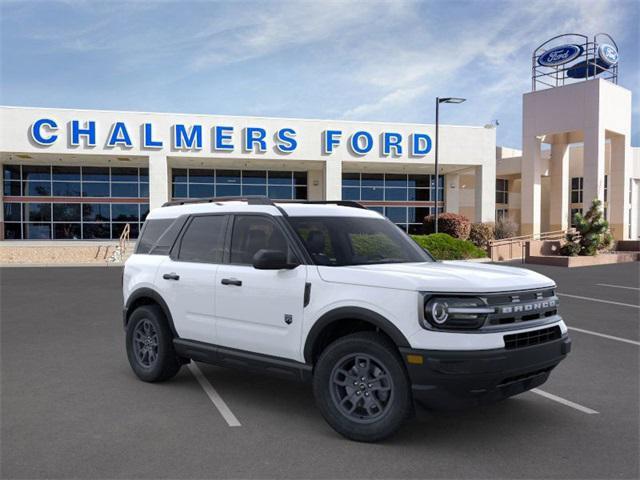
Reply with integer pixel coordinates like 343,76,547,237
1,262,639,479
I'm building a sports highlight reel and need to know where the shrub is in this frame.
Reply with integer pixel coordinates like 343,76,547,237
411,233,487,260
469,222,495,249
494,217,518,239
560,199,613,256
423,213,471,240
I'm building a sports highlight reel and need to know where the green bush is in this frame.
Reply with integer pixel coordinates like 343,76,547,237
411,233,487,260
560,199,613,256
469,222,495,249
423,212,471,240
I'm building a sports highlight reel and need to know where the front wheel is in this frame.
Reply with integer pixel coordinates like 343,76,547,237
313,332,412,442
126,305,181,382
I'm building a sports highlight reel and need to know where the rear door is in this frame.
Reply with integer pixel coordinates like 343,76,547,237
214,214,307,361
156,214,229,344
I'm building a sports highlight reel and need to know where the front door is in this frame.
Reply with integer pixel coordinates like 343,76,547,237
215,214,307,361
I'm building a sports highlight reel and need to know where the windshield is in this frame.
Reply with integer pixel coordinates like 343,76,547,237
288,216,433,266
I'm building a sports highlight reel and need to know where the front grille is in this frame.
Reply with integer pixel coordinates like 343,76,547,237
504,326,562,350
484,288,558,328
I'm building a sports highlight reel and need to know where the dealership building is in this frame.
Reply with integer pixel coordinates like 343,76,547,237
0,34,638,242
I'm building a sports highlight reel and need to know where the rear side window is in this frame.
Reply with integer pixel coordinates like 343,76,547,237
136,219,174,254
177,215,227,263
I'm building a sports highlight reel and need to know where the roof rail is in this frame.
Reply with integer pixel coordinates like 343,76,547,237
275,200,367,210
162,196,274,207
162,196,367,210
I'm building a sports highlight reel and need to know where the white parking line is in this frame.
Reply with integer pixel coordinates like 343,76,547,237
596,283,640,291
531,388,599,415
558,293,640,309
188,362,241,427
568,326,640,346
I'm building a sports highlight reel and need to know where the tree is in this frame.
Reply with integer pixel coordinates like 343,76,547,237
560,199,613,256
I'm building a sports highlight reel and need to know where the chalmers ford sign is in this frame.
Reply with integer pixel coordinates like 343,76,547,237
29,118,434,157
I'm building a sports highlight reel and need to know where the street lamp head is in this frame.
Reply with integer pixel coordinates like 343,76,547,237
438,97,466,104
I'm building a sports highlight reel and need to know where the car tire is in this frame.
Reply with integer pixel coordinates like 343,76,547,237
126,304,181,382
313,331,412,442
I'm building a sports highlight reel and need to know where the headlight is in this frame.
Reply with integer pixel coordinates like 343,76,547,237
422,297,494,330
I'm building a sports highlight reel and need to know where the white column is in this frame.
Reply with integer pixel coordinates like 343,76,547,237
582,126,606,211
324,159,342,201
306,169,324,201
445,173,459,214
609,134,631,240
549,137,570,231
474,163,495,223
148,153,169,210
521,135,542,236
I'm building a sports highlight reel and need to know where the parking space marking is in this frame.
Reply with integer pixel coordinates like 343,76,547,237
188,362,241,427
558,293,639,309
568,326,640,346
596,283,640,291
531,388,599,415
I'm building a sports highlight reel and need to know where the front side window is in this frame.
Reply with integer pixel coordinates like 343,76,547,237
177,215,227,263
230,215,294,265
289,216,432,266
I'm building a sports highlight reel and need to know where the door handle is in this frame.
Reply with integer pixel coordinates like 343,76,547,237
163,273,180,281
221,278,242,287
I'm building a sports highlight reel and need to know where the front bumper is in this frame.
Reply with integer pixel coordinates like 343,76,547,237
400,334,571,409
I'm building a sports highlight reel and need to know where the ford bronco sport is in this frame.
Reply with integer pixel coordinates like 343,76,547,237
123,197,571,442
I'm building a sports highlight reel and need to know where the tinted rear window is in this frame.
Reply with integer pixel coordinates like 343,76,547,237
177,215,227,263
136,219,174,254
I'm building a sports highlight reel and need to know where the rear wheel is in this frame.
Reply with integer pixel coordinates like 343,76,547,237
313,332,412,442
126,305,181,382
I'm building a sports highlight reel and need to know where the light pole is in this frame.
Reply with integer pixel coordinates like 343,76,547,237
434,96,466,233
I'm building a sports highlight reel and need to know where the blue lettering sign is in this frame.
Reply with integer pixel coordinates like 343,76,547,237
173,124,203,150
143,123,163,148
382,132,403,156
71,120,96,147
323,130,342,154
107,122,133,148
275,128,297,153
244,127,267,152
350,131,373,155
214,126,234,151
30,118,58,145
411,133,432,156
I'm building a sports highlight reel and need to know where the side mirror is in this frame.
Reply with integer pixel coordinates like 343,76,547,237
252,249,298,270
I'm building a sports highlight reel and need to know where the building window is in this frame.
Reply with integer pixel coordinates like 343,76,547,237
496,208,509,221
171,168,307,201
496,179,508,204
570,208,582,228
2,164,148,240
341,173,444,232
570,177,583,204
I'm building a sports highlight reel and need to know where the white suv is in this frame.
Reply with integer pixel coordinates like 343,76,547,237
123,197,571,442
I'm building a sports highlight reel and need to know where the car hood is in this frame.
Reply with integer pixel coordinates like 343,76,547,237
316,261,555,293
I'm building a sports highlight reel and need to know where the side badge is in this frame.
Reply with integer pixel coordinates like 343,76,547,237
284,314,293,325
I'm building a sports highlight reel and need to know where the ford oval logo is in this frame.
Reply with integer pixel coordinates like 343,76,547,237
538,44,583,67
598,44,618,66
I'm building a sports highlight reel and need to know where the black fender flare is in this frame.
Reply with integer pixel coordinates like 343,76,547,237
303,306,410,363
124,287,179,338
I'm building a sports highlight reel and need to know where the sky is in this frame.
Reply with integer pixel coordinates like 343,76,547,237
1,0,638,148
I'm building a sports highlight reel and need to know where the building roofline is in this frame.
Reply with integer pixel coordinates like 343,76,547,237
0,104,489,130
